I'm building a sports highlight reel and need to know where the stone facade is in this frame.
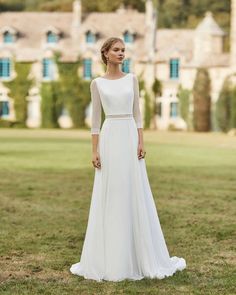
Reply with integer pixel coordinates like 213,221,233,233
0,0,235,130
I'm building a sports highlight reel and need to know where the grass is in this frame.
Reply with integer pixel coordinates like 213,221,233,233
0,128,235,295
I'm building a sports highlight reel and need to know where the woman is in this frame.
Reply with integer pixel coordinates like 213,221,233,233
70,37,186,282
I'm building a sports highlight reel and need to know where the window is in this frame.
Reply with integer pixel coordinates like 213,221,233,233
170,102,178,117
122,58,131,73
156,102,162,117
42,58,54,79
61,106,69,116
86,31,96,43
47,31,58,43
3,31,14,43
169,58,179,79
0,101,9,117
83,58,92,79
123,31,133,43
0,58,11,78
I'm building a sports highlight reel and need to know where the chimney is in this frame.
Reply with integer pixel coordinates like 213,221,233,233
231,0,236,71
145,0,157,62
71,0,82,39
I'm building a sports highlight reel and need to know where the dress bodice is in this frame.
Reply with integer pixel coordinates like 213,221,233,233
90,72,143,134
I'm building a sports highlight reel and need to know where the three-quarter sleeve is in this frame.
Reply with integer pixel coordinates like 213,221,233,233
90,79,102,135
132,74,143,129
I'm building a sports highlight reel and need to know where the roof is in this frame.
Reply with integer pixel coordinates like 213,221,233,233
195,11,225,36
0,10,229,67
0,12,80,61
155,29,194,63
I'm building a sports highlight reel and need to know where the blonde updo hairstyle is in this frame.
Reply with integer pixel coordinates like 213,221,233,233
100,37,125,65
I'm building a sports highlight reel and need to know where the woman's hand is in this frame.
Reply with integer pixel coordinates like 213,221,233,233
92,151,101,169
137,143,146,160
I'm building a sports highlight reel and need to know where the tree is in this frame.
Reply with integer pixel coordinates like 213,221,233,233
177,85,191,128
152,78,162,116
216,76,232,132
192,67,211,131
230,86,236,130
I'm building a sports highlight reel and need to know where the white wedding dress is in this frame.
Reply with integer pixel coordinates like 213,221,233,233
70,72,186,282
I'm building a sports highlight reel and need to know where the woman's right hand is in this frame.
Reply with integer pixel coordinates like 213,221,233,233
92,151,101,169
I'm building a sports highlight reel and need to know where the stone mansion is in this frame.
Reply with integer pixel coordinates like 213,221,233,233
0,0,236,130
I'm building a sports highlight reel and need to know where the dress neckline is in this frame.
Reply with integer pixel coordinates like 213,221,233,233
99,73,131,81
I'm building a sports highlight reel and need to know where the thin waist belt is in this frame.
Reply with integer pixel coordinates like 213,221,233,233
105,114,133,119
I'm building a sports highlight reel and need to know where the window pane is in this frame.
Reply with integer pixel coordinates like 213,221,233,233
122,58,130,73
170,102,178,117
170,58,179,79
86,32,95,43
124,32,133,43
42,58,53,78
0,58,11,77
4,32,14,43
0,101,10,117
83,58,92,78
156,102,162,116
47,32,58,43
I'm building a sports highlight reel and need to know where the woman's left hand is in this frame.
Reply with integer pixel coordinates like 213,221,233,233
137,143,146,160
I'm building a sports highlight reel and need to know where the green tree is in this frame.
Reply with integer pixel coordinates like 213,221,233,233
3,62,33,127
152,77,162,116
230,86,236,130
56,60,91,128
216,76,232,132
177,85,191,128
193,67,211,131
40,82,60,128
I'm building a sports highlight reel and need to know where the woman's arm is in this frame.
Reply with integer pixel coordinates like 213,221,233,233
90,79,102,168
133,74,146,160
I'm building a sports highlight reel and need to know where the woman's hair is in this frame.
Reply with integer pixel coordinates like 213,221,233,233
100,37,124,65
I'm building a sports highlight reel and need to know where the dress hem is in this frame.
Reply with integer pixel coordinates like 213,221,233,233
69,256,187,282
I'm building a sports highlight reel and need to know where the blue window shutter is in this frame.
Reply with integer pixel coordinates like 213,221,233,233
86,32,95,43
3,32,14,43
47,32,58,43
124,32,133,43
0,101,9,116
0,58,11,78
42,58,54,79
170,102,178,117
83,58,92,78
122,58,131,73
170,58,179,79
157,102,162,117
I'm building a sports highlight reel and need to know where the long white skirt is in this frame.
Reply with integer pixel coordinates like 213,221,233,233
70,117,186,282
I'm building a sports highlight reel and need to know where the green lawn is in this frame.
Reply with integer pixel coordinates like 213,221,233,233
0,129,235,295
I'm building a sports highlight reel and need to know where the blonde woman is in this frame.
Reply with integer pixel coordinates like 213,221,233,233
70,37,186,282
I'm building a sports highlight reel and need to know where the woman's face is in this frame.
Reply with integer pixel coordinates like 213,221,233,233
106,41,125,64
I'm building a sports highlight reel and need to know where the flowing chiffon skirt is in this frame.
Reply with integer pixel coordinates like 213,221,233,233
70,116,186,282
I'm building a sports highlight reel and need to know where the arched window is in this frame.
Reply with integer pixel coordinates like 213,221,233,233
3,31,14,43
123,31,134,43
46,31,58,43
86,31,96,43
